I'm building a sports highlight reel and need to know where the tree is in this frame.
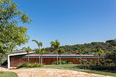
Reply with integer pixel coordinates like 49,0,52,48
58,48,65,65
40,48,46,64
105,46,116,61
22,46,31,63
94,48,104,64
76,48,83,64
106,40,116,46
36,48,46,64
32,40,42,64
0,0,32,54
50,40,60,65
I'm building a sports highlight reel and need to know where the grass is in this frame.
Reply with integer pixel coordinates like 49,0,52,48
41,64,116,77
0,71,18,77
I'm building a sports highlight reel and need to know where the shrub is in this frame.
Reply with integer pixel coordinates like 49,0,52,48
76,60,116,71
52,60,73,65
16,63,43,69
0,62,4,66
82,59,89,65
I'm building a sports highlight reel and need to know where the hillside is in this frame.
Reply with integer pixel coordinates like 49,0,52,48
45,40,116,60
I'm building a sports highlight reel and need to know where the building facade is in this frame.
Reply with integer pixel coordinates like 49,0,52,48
8,53,104,68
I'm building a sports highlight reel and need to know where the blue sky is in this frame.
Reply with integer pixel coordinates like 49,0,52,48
15,0,116,49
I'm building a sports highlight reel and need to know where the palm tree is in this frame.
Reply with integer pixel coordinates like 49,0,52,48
50,40,60,65
35,48,46,64
40,48,46,64
32,40,42,64
22,46,31,63
94,48,104,64
58,48,65,65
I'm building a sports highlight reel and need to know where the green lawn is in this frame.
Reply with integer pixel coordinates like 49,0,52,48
41,64,116,77
0,71,18,77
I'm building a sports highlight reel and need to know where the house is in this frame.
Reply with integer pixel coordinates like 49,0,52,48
8,53,104,68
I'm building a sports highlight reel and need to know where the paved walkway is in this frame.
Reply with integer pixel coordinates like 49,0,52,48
0,67,112,77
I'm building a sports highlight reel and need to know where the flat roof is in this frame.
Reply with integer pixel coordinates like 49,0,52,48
8,52,104,58
8,51,35,56
28,54,95,56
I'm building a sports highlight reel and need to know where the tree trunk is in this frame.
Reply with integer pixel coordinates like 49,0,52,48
98,56,99,64
41,54,42,64
57,51,58,65
39,47,40,64
28,56,29,63
80,54,82,64
104,57,105,62
38,55,39,64
60,55,61,65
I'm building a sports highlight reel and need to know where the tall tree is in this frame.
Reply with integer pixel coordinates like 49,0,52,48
58,48,65,65
36,48,46,64
22,46,31,63
0,0,32,54
32,40,42,64
50,40,60,65
40,48,46,64
94,48,104,64
76,48,83,64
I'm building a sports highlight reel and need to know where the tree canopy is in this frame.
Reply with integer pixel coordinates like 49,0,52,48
22,46,31,54
0,0,32,53
46,40,116,61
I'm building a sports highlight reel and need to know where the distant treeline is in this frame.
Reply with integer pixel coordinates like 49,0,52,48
45,40,116,60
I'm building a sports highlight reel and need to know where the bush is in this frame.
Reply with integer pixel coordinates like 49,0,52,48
16,63,43,69
0,62,4,66
82,59,89,65
76,60,116,71
52,60,73,65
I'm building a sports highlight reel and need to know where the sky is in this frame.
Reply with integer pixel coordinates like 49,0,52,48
14,0,116,49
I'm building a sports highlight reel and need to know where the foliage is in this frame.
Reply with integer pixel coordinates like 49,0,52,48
39,48,46,64
40,48,46,55
0,62,3,66
58,48,65,55
22,46,31,54
35,48,46,55
50,40,60,50
76,64,116,71
0,53,7,61
50,40,60,65
94,48,104,57
0,71,18,77
22,46,31,63
16,63,43,69
46,40,116,61
0,0,32,54
36,48,40,54
52,60,73,65
32,40,42,49
32,40,43,64
105,48,116,61
76,60,116,71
